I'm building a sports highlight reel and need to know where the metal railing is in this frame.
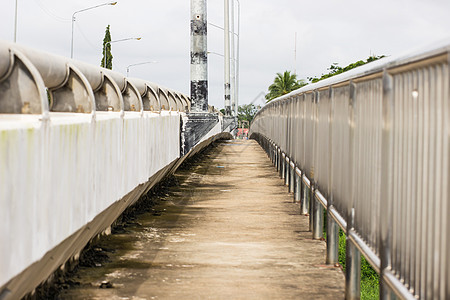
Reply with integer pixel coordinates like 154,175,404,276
250,41,450,299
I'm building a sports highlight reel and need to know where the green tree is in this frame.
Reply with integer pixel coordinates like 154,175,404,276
237,104,259,127
101,25,113,69
265,71,307,102
307,55,385,83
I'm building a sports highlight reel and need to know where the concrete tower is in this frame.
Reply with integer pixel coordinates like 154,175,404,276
190,0,208,112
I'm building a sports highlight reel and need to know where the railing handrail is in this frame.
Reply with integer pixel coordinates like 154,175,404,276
254,38,450,119
250,40,450,300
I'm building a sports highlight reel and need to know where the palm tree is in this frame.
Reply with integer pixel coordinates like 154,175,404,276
265,71,306,102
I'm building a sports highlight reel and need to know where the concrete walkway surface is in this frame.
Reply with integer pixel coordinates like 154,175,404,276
59,139,345,299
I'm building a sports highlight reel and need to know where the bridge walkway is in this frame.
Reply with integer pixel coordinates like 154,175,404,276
58,139,345,299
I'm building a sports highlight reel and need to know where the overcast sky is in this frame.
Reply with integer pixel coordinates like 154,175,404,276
1,0,450,109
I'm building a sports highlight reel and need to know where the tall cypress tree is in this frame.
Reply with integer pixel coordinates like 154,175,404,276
101,25,113,69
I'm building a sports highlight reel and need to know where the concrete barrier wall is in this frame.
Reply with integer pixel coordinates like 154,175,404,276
0,111,180,289
0,40,229,298
199,115,223,143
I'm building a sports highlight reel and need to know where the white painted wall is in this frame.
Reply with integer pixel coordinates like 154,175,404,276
0,111,180,287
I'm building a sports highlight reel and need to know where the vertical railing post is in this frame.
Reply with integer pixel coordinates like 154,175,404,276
278,149,281,172
273,144,276,164
285,157,290,186
289,163,295,193
271,143,275,165
275,146,278,167
346,241,362,300
278,148,283,178
312,188,324,239
270,143,273,163
280,152,283,178
326,204,339,264
380,71,395,299
275,147,279,169
309,183,315,231
294,168,301,203
301,177,309,215
326,84,338,265
345,208,361,300
276,148,280,171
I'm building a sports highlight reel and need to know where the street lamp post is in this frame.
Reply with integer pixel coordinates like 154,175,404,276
207,51,224,57
235,0,240,117
230,0,235,116
224,0,231,116
208,0,240,116
126,61,157,77
71,1,117,59
102,37,141,69
14,0,18,42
